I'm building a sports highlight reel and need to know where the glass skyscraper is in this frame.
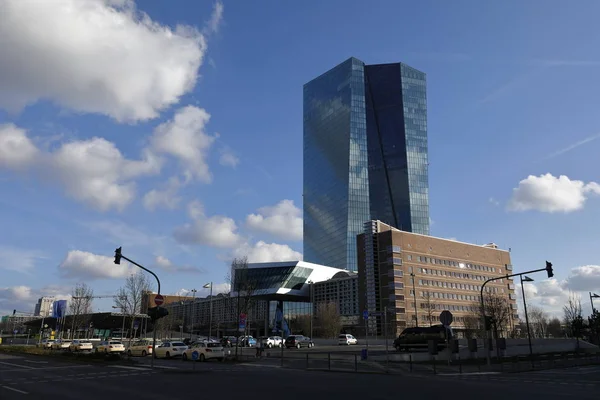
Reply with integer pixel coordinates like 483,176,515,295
303,57,429,272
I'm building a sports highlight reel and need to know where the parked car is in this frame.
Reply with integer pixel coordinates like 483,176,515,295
182,341,225,362
51,340,72,350
69,340,93,352
393,325,453,352
221,336,237,347
237,336,256,347
154,341,188,359
285,335,314,349
126,339,162,357
338,334,358,345
37,339,55,349
260,336,283,348
96,340,126,354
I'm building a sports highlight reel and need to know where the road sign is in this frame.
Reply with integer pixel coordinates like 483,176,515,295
134,321,139,329
363,310,369,320
13,330,17,334
440,310,453,326
154,294,164,306
191,350,199,361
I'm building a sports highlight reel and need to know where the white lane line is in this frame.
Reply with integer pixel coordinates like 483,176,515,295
0,361,36,370
2,385,29,395
151,365,179,370
23,360,48,364
0,365,92,372
110,366,152,371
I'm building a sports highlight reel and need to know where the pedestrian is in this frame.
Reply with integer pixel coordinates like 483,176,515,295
255,338,262,358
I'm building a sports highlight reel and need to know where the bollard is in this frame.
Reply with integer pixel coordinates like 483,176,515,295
328,352,331,370
433,356,437,375
355,354,358,372
306,352,309,369
459,355,462,374
409,354,413,372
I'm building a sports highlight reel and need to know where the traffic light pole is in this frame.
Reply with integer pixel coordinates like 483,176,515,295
114,248,162,369
480,262,553,367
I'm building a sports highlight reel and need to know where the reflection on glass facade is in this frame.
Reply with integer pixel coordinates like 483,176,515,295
269,300,312,336
233,266,314,292
304,58,430,272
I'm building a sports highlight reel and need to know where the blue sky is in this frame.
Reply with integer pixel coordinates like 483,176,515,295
1,0,599,317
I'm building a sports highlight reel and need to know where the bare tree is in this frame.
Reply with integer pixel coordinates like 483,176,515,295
114,272,152,343
547,317,563,338
69,282,94,339
528,306,548,338
473,293,512,338
563,292,584,341
422,292,436,326
462,314,484,339
230,257,258,356
315,302,342,338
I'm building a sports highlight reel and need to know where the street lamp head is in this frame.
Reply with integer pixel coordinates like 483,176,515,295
522,276,534,282
203,283,211,289
592,293,600,298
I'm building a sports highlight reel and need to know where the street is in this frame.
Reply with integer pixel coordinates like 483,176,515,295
1,352,599,399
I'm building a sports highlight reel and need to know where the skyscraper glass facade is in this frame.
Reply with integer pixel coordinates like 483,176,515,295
304,57,429,272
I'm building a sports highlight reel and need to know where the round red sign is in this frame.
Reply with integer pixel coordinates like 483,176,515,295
154,294,165,306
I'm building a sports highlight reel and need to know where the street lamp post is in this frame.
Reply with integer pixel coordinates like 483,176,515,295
113,306,126,341
589,292,600,313
203,283,213,340
520,275,534,366
307,280,314,339
410,273,418,327
190,289,197,340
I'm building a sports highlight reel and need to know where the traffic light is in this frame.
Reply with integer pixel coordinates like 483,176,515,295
114,247,122,265
147,306,169,322
546,261,554,278
12,309,16,316
484,316,494,331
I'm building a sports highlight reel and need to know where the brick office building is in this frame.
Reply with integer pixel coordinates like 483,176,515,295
357,220,518,337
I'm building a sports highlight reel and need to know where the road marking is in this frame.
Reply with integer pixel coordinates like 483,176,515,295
0,361,36,369
0,365,92,372
239,363,281,368
23,360,47,364
440,372,500,376
2,385,29,395
151,365,179,370
110,366,151,371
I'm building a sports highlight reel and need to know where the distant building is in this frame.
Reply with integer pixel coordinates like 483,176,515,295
313,271,360,327
303,57,430,272
34,296,54,317
141,291,196,314
357,220,518,336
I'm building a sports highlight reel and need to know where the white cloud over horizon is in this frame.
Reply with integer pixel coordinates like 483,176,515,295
58,250,136,280
0,0,210,123
246,199,303,241
507,173,600,213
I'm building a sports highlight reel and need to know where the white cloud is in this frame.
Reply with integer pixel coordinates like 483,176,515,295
204,1,224,35
0,0,208,122
488,197,500,206
0,284,71,315
246,200,303,241
153,255,203,274
173,200,243,248
564,265,600,292
507,173,600,213
0,124,39,169
219,147,239,168
58,250,135,280
0,245,46,274
176,282,230,297
0,286,33,302
150,106,216,183
233,240,303,263
143,177,182,211
0,124,161,211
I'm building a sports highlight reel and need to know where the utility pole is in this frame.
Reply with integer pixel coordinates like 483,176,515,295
203,283,213,340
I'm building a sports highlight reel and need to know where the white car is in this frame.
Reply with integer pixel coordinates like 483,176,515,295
183,341,225,362
262,336,283,348
69,340,93,352
126,340,162,357
154,341,188,359
51,340,72,350
96,340,126,354
37,339,55,349
338,334,358,345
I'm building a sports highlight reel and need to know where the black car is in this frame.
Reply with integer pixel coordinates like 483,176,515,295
285,335,314,349
393,324,453,352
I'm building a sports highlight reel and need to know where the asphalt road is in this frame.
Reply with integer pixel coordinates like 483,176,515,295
2,352,598,399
